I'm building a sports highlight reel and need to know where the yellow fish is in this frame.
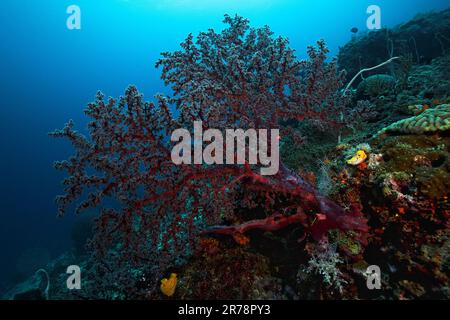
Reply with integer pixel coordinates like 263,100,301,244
347,150,367,166
160,273,177,297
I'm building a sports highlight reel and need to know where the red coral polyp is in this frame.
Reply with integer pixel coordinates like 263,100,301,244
51,15,367,265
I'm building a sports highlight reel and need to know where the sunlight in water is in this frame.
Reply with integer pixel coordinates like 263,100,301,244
120,0,282,11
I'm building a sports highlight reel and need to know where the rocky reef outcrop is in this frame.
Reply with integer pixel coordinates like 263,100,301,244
338,8,450,86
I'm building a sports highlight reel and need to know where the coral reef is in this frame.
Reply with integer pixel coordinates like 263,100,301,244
378,104,450,134
338,8,450,85
15,10,446,301
321,120,450,299
178,245,275,300
3,253,76,300
50,14,368,290
356,74,397,99
301,240,347,293
404,54,450,101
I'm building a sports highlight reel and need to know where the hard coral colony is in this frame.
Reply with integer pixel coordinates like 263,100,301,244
43,9,450,301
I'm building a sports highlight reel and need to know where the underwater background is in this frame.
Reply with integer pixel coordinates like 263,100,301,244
1,0,449,299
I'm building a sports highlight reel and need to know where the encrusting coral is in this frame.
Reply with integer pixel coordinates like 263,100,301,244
378,104,450,134
323,118,450,299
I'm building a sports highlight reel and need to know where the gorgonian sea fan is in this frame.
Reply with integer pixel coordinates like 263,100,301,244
51,15,367,264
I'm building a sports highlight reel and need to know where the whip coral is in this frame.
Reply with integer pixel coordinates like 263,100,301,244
51,15,368,267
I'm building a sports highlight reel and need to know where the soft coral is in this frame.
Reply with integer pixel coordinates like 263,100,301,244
51,15,367,266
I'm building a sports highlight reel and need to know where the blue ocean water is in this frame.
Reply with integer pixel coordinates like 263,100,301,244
0,0,448,293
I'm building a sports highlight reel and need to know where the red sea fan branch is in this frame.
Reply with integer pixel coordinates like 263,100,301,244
52,15,368,265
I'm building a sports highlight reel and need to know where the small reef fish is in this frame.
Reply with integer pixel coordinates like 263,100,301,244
350,27,359,34
160,273,178,297
347,150,368,166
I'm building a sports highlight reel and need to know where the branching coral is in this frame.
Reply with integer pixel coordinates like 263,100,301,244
301,240,347,292
156,15,349,131
51,15,368,271
343,100,378,134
